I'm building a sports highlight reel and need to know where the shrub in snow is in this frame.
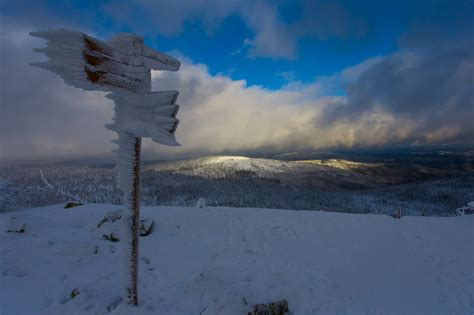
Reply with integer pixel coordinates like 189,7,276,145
70,289,80,299
6,217,26,233
6,224,26,234
95,210,154,241
103,233,120,242
64,201,83,209
251,300,290,315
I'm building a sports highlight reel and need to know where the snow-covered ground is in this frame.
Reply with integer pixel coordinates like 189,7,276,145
0,204,472,314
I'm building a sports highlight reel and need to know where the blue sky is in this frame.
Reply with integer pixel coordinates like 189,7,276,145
4,0,466,89
0,0,473,161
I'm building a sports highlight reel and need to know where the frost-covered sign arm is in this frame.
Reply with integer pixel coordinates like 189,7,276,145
30,29,181,306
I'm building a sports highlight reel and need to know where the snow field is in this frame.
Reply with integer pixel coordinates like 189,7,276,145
0,204,472,314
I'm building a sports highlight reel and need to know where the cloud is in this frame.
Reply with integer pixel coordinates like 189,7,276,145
146,45,474,157
102,0,241,37
0,23,388,162
1,0,371,60
0,20,115,162
237,2,297,59
0,19,472,163
101,0,298,59
148,58,337,157
293,1,368,40
101,0,367,59
4,0,471,63
324,38,474,144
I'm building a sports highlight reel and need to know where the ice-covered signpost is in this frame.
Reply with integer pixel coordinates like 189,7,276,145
30,30,181,306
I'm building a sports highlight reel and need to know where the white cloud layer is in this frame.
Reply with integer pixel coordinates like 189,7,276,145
147,58,415,159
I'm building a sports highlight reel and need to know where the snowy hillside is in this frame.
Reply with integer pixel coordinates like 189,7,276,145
1,204,472,314
1,156,474,215
146,156,394,189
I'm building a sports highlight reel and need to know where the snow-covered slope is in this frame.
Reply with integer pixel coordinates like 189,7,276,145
1,204,472,314
146,156,395,190
2,160,473,215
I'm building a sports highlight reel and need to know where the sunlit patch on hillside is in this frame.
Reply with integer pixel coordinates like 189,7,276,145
207,156,250,163
298,159,383,170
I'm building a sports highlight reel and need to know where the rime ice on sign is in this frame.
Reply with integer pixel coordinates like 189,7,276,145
30,30,179,93
106,91,180,146
30,29,181,306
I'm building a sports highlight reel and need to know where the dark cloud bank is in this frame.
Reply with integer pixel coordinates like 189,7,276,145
324,38,474,145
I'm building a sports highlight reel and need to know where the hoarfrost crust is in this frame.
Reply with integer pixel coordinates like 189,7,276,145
115,132,141,305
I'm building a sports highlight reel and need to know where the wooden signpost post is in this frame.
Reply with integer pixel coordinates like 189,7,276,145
30,29,181,306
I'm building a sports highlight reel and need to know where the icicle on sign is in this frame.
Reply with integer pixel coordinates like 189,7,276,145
30,29,181,306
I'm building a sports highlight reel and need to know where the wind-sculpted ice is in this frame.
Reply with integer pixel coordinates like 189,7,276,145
30,29,181,305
